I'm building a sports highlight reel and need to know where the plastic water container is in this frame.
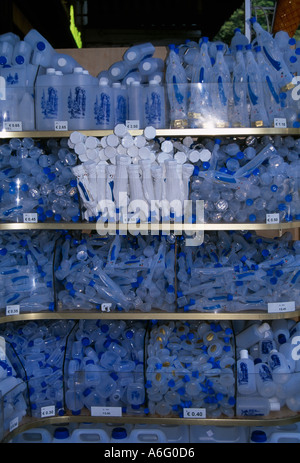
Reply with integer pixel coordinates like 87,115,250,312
92,77,114,129
12,428,52,443
189,425,249,443
52,427,73,443
130,428,167,443
35,68,64,130
269,430,300,443
140,425,189,443
71,428,110,443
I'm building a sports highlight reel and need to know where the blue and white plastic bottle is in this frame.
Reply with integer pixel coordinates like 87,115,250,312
237,349,256,395
144,80,166,128
211,44,231,127
250,17,294,90
230,28,249,55
231,44,250,127
35,68,64,130
63,67,97,130
93,77,114,129
24,29,54,68
12,41,32,67
188,37,213,128
245,44,270,127
123,42,155,66
127,81,145,129
165,44,188,128
112,82,128,125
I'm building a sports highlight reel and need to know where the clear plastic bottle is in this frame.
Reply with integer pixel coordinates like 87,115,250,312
165,44,188,128
254,358,276,397
35,68,64,130
93,77,114,129
268,349,291,384
211,44,231,127
236,322,272,349
231,45,250,127
236,396,281,416
144,80,166,128
237,349,256,395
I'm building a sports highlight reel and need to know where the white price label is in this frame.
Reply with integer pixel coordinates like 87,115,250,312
101,303,112,312
55,121,68,131
274,118,287,128
91,406,122,417
122,214,137,224
266,213,280,224
23,213,38,223
10,417,19,432
126,120,140,130
41,405,55,418
268,301,295,313
183,407,206,419
4,121,22,131
6,305,20,316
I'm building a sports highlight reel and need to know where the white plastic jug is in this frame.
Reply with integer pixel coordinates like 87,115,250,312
12,428,52,443
130,428,167,443
189,425,249,443
71,428,110,443
269,431,300,443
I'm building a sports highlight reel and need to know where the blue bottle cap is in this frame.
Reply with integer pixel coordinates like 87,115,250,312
54,427,70,440
112,427,127,439
37,41,46,51
236,44,243,51
251,430,267,443
278,333,287,344
15,55,25,65
0,56,7,65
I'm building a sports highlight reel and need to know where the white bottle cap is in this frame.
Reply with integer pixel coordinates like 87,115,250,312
188,150,200,163
99,77,109,86
134,135,147,148
111,67,121,77
46,68,56,74
112,82,121,88
240,349,249,359
142,61,151,71
57,57,67,67
258,323,271,335
74,67,83,73
127,145,139,157
107,134,119,148
144,126,156,140
104,146,117,159
138,146,152,159
174,151,187,164
161,140,173,153
269,397,281,411
85,136,99,150
126,51,137,61
199,148,212,162
114,124,128,138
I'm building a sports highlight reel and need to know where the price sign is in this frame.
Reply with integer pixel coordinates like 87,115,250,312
10,417,19,432
6,305,20,316
268,301,295,314
126,120,140,130
55,121,68,131
122,214,137,224
274,118,287,128
23,213,38,223
266,213,280,224
183,408,206,419
4,121,22,131
41,405,55,418
91,406,122,417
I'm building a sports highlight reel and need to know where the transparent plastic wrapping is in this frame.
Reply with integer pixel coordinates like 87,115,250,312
176,230,300,314
0,230,59,314
145,320,236,418
54,233,176,313
0,137,81,224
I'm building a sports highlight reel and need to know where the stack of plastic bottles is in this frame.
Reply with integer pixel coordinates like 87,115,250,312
55,233,176,313
0,332,27,434
65,319,146,416
166,18,299,129
69,128,299,224
69,126,195,223
0,230,58,313
0,137,80,223
235,319,300,416
145,320,236,418
176,230,300,313
189,135,300,224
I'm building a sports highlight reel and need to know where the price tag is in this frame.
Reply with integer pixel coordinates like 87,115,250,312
6,305,20,316
274,118,287,128
101,303,112,312
122,214,137,224
126,120,140,130
10,417,19,432
266,213,280,224
268,301,295,314
91,406,122,417
183,407,206,419
4,121,22,131
55,121,68,131
41,405,55,418
23,213,38,223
